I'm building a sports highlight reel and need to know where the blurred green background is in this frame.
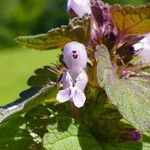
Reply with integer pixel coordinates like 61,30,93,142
0,0,149,105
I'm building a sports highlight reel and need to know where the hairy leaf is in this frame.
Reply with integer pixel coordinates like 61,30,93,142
43,117,101,150
15,27,71,50
16,17,91,50
111,4,150,35
95,45,150,131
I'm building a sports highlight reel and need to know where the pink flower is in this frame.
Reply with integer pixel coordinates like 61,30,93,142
57,70,88,108
56,41,88,108
63,41,88,80
67,0,91,18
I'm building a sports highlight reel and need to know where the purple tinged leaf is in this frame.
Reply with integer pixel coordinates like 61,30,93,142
91,0,104,27
67,0,91,18
90,0,118,48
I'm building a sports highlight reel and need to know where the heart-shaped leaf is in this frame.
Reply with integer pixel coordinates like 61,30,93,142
43,116,102,150
15,27,71,50
110,4,150,35
95,45,150,131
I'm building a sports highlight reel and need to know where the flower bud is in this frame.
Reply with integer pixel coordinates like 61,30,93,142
67,0,91,18
128,130,141,141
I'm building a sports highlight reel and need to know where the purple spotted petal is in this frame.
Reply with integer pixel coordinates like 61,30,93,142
67,0,91,18
63,41,88,69
56,88,73,103
72,86,86,108
75,70,88,91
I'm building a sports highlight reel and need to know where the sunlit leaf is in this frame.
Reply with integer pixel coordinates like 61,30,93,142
110,4,150,35
15,27,71,50
0,86,58,125
16,16,91,50
95,45,150,131
43,116,102,150
142,131,150,150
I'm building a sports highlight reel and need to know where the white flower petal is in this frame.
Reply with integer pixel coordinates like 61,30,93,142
72,87,86,108
61,70,73,89
75,70,88,91
56,88,72,103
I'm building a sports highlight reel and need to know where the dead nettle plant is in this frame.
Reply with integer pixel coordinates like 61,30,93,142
0,0,150,149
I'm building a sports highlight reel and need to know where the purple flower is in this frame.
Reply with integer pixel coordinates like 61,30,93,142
133,33,150,64
128,130,141,141
90,0,118,48
56,42,88,108
67,0,91,18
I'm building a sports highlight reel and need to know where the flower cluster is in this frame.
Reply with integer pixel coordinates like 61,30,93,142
67,0,149,63
56,0,150,108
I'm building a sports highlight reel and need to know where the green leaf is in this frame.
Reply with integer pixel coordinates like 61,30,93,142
142,131,150,150
16,16,91,50
43,117,102,150
110,4,150,35
15,27,71,50
95,45,150,131
0,116,34,150
27,66,61,87
0,104,53,150
0,86,58,126
101,142,142,150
